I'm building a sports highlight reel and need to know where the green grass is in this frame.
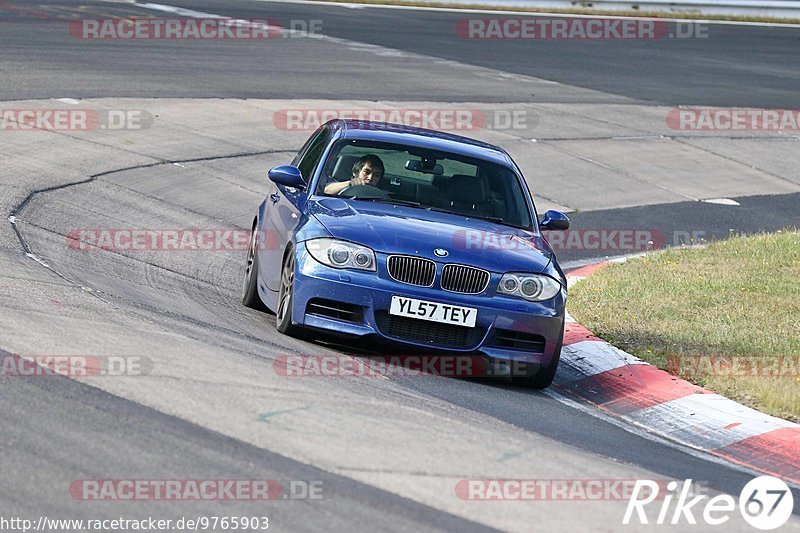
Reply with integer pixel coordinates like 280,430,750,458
569,231,800,422
312,0,800,24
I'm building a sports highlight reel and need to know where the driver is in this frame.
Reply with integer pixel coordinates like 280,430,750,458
324,154,384,195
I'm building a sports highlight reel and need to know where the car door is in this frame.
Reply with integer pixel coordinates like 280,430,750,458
262,126,331,291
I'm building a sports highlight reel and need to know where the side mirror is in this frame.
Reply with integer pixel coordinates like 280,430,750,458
540,210,570,231
268,165,306,189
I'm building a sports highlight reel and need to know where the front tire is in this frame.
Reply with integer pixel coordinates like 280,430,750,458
242,226,266,311
276,251,302,337
510,338,562,389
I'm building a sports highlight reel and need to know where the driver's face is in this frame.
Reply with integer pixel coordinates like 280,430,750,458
354,162,382,185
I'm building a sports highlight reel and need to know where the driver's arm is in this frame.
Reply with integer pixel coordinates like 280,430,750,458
324,177,358,195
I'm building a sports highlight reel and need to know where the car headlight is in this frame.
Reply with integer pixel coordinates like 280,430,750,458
497,273,561,302
306,238,376,271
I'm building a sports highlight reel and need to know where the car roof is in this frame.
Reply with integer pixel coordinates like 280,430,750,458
329,119,514,168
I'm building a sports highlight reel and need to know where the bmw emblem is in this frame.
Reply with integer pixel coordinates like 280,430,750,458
434,248,449,258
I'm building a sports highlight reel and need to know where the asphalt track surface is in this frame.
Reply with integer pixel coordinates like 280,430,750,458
0,348,493,532
1,1,800,531
560,191,800,265
1,0,800,106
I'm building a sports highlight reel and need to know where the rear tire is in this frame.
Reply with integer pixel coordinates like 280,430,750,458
276,251,303,337
242,225,266,311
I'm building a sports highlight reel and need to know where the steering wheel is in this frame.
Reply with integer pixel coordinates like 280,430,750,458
336,184,389,198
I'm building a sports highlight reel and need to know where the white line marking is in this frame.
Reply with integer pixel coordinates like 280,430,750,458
628,393,799,450
566,275,586,289
562,340,650,376
610,252,644,263
702,198,741,205
543,387,794,485
130,2,608,89
25,252,51,269
136,3,283,31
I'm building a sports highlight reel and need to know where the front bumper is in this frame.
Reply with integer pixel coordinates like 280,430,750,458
291,243,566,367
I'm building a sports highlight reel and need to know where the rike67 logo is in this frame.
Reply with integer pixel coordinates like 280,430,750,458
624,476,793,529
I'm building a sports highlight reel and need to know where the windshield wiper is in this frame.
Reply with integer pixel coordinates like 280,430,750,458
469,214,529,230
353,197,422,207
472,215,531,230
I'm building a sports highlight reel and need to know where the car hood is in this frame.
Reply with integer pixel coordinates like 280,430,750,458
307,198,553,273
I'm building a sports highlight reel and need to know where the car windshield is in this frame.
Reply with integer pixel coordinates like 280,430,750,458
316,140,533,229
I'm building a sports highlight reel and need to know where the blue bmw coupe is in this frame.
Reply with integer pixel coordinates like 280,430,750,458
243,119,571,388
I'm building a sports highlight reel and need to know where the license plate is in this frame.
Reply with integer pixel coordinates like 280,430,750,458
389,296,477,328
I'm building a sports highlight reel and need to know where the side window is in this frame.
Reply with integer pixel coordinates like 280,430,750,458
295,127,330,182
291,127,322,166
